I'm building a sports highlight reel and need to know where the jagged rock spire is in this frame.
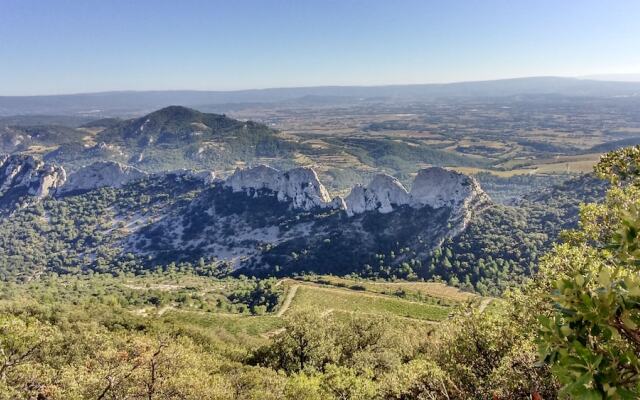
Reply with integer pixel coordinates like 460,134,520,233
345,173,409,216
223,165,487,217
0,154,66,212
224,164,332,211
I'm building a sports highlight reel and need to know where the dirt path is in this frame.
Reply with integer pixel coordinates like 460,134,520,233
276,284,299,317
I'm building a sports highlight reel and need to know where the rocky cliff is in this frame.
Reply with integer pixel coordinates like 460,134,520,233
225,165,487,219
131,165,484,276
224,165,332,211
345,173,410,216
343,167,487,218
0,156,492,278
410,167,489,233
0,154,66,212
58,161,148,195
409,167,485,209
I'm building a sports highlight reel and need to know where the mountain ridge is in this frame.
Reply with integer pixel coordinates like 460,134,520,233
0,155,490,282
0,152,604,294
37,106,300,173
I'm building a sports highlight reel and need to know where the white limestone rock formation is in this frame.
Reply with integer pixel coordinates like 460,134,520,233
224,165,333,210
409,167,486,211
0,154,66,210
409,167,489,234
225,165,281,193
344,185,367,215
223,164,487,219
278,167,332,210
329,196,347,211
343,167,487,220
58,161,147,195
345,173,410,216
31,164,67,197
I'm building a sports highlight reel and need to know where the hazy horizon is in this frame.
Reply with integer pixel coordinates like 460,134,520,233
1,74,640,98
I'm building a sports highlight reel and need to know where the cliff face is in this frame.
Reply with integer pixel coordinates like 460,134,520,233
57,161,148,195
0,154,66,212
0,156,486,230
410,167,489,235
224,165,332,211
225,165,487,219
343,167,487,219
131,165,487,275
345,174,410,216
409,167,485,210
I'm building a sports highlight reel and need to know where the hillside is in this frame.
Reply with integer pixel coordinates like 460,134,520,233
44,106,301,172
4,97,635,198
0,131,626,400
0,162,482,280
0,124,85,153
0,154,604,296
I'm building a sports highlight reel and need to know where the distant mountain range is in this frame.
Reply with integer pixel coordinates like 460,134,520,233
2,77,640,116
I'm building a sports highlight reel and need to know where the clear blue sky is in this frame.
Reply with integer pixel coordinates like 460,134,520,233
1,0,639,95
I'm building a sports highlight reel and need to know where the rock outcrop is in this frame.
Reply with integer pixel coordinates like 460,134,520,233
0,154,66,211
345,167,487,219
278,167,332,210
409,167,487,211
224,165,332,211
225,165,487,218
409,167,489,235
225,165,281,193
345,174,410,216
58,161,147,195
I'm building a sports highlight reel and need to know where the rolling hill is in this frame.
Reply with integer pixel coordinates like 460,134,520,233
42,105,302,172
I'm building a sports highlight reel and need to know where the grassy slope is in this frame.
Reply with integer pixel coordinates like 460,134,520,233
129,275,471,344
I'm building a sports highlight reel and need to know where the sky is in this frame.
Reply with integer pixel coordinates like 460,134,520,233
1,0,639,95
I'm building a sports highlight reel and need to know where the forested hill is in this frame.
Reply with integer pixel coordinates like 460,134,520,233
96,106,273,144
0,155,606,295
44,105,301,172
426,174,608,294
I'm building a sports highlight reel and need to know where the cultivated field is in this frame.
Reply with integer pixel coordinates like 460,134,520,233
120,274,486,344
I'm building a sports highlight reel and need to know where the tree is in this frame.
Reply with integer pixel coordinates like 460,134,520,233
429,302,556,399
320,365,377,400
377,359,457,400
538,146,640,399
252,311,338,373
